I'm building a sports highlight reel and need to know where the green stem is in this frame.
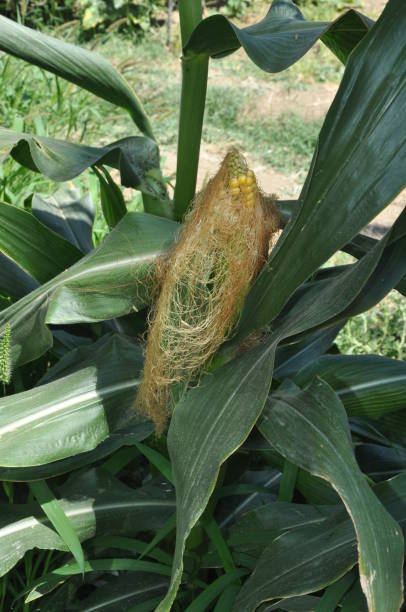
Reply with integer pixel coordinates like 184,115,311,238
174,0,209,220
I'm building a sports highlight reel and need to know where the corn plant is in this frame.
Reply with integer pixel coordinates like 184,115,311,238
0,0,406,609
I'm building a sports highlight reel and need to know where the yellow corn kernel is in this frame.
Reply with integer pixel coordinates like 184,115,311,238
246,175,255,187
231,187,240,198
230,177,239,189
238,174,247,186
246,192,255,203
240,185,249,194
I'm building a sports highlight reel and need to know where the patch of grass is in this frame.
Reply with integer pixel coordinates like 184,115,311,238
203,84,320,173
326,253,406,360
336,291,406,360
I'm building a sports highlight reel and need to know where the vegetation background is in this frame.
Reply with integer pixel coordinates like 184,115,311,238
1,0,403,361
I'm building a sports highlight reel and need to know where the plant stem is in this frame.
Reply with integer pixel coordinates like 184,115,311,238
174,0,208,220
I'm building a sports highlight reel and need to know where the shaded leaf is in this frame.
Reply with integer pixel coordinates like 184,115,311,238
295,354,406,418
0,212,178,367
255,379,404,612
32,185,95,253
0,201,82,284
30,479,85,575
0,468,175,577
235,0,406,341
157,340,276,610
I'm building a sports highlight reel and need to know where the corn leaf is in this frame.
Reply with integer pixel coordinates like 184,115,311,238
0,212,178,367
29,479,85,575
184,0,372,71
235,0,406,341
255,379,404,612
0,202,83,283
0,16,154,138
295,354,406,418
32,185,95,253
157,340,276,611
0,468,174,578
0,127,162,194
0,335,146,466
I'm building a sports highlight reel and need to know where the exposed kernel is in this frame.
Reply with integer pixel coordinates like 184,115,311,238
230,177,239,189
246,175,255,187
246,192,255,203
238,175,247,186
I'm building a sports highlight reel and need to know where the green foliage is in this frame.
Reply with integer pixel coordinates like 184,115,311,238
0,0,406,611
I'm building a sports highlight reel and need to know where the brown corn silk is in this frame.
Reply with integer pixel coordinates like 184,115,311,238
136,149,280,433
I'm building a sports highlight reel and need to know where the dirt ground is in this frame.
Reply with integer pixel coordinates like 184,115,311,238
163,0,402,238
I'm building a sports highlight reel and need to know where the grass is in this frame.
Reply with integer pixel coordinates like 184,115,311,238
0,0,404,362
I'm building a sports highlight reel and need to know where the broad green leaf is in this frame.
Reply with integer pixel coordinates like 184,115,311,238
0,202,82,283
270,206,406,346
0,468,175,578
274,324,344,379
235,0,406,341
0,212,178,367
185,0,372,71
30,479,85,575
0,423,151,482
0,335,146,466
235,471,406,610
67,574,169,611
0,252,38,299
295,354,406,418
157,340,276,610
32,185,95,253
256,380,404,612
0,16,154,138
229,500,339,556
0,127,163,195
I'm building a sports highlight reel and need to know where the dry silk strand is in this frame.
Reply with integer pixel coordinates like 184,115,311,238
135,149,280,434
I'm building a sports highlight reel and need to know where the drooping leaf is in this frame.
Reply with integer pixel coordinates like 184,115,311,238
269,206,406,347
295,354,406,418
30,479,85,575
0,252,39,299
0,468,175,578
274,324,344,379
0,127,164,196
255,379,404,612
235,0,406,341
0,335,146,466
157,339,276,610
235,472,406,610
0,201,83,284
0,16,154,138
32,185,95,253
185,0,372,71
0,212,178,367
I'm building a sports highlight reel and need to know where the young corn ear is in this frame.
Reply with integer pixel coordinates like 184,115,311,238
135,149,280,434
0,323,11,386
